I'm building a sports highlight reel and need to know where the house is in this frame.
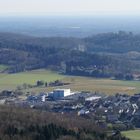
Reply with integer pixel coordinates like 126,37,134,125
27,95,37,102
37,93,47,102
27,93,47,102
78,109,90,116
134,109,140,117
130,94,140,103
85,96,101,101
0,90,15,98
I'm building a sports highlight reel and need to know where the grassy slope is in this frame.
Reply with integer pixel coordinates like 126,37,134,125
122,130,140,140
0,69,140,95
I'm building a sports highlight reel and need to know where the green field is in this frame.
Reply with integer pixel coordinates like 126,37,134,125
62,76,140,95
122,130,140,140
0,69,140,95
18,73,140,95
0,69,64,91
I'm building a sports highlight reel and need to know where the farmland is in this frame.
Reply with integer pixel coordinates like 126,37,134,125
0,69,64,91
0,69,140,95
61,76,140,95
122,130,140,140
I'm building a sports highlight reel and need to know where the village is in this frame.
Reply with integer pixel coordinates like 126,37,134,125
0,88,140,131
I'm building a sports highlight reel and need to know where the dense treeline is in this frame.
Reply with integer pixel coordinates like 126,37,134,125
85,31,140,53
0,32,140,77
0,106,129,140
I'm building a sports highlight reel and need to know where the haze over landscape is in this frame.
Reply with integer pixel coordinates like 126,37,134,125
0,0,140,140
0,0,140,37
0,16,140,37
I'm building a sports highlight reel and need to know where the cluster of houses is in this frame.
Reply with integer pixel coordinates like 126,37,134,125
79,93,140,127
26,89,140,128
1,89,140,128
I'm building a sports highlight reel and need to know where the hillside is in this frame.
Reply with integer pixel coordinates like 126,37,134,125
0,32,140,78
0,105,129,140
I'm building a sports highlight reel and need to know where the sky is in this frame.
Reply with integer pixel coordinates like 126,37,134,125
0,0,140,16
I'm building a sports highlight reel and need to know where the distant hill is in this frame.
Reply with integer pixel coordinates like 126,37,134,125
85,31,140,53
0,32,140,78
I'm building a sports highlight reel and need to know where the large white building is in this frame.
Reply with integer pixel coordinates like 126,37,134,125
52,89,72,99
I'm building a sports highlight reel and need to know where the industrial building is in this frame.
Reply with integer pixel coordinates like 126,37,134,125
52,89,72,99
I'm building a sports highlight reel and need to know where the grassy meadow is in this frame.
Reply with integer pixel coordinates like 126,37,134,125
122,130,140,140
0,69,140,95
0,69,64,91
61,76,140,95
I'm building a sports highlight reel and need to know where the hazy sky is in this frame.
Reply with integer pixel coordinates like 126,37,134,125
0,0,140,16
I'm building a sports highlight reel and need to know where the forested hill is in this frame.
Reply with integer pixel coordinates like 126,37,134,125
85,31,140,53
0,31,140,78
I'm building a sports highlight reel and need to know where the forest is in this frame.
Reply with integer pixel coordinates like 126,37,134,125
0,105,129,140
0,31,140,78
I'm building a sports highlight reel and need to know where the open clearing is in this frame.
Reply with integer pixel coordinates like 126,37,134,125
122,130,140,140
0,69,140,95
